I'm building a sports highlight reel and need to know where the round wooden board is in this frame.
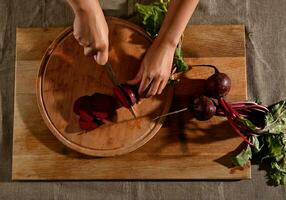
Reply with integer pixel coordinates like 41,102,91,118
37,17,174,157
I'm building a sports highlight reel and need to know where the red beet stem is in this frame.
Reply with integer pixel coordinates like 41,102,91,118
218,98,253,146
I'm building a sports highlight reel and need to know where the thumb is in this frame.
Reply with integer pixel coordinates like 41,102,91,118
127,66,143,85
95,48,108,65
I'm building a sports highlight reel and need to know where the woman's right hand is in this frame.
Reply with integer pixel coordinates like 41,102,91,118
68,0,109,65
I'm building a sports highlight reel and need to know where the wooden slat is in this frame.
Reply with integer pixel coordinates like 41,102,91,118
182,25,245,57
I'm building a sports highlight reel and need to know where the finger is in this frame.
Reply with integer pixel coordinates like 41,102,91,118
127,66,144,85
96,48,109,65
157,78,169,95
78,40,84,46
73,32,81,41
146,78,162,97
84,47,98,56
138,73,153,97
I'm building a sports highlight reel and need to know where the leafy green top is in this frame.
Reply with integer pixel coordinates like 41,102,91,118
233,101,286,185
135,0,189,73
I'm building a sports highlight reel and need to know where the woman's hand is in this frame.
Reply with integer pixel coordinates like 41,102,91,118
128,0,199,97
68,0,109,65
128,39,176,97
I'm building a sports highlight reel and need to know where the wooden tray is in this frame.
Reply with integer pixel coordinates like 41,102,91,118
12,24,250,180
37,17,173,157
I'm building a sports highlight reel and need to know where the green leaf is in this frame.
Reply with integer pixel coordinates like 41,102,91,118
232,145,252,167
250,135,261,153
265,101,286,134
270,171,286,185
238,117,258,133
135,1,169,38
265,134,284,157
260,134,286,185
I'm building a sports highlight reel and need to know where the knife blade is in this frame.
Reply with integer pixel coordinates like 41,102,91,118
104,62,137,119
104,62,121,87
152,107,188,121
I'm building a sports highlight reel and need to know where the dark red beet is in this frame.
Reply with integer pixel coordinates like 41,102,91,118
93,117,104,126
79,118,98,131
90,93,116,115
79,110,93,122
73,96,92,115
74,93,116,131
113,87,131,108
190,96,216,121
206,73,231,98
113,84,139,108
92,111,109,120
121,84,138,106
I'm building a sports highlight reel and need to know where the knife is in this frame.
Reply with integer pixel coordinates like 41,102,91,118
104,62,137,119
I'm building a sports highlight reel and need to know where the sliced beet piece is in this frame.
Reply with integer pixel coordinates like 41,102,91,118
92,111,109,120
113,87,130,108
93,117,104,126
90,93,117,115
79,118,98,131
79,110,94,122
121,85,137,106
73,96,92,115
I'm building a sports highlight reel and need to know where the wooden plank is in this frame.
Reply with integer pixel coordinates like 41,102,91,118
182,25,245,57
12,25,250,180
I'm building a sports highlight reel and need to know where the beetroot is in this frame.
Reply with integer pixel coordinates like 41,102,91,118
113,84,139,108
73,93,116,131
73,96,92,115
121,84,138,106
79,110,94,122
79,118,98,131
113,87,131,108
206,72,231,98
92,111,109,120
90,93,117,115
190,96,216,121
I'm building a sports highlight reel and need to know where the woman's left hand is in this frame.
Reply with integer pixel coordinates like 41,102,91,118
128,40,176,97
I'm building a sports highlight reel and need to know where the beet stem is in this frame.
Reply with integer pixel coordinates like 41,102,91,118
188,64,220,73
218,98,253,146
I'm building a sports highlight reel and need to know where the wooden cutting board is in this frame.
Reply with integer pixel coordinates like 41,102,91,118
37,18,173,157
12,24,250,180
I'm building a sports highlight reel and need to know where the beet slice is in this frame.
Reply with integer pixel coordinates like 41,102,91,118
73,96,92,115
74,93,117,130
121,85,137,106
90,93,116,116
93,117,104,126
79,118,98,131
113,87,130,108
92,111,109,120
79,110,94,122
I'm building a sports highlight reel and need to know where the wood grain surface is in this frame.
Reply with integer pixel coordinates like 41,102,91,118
13,23,250,180
37,18,173,157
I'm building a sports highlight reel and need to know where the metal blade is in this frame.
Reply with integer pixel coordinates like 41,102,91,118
129,106,137,119
104,62,121,87
104,62,137,119
153,107,188,121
